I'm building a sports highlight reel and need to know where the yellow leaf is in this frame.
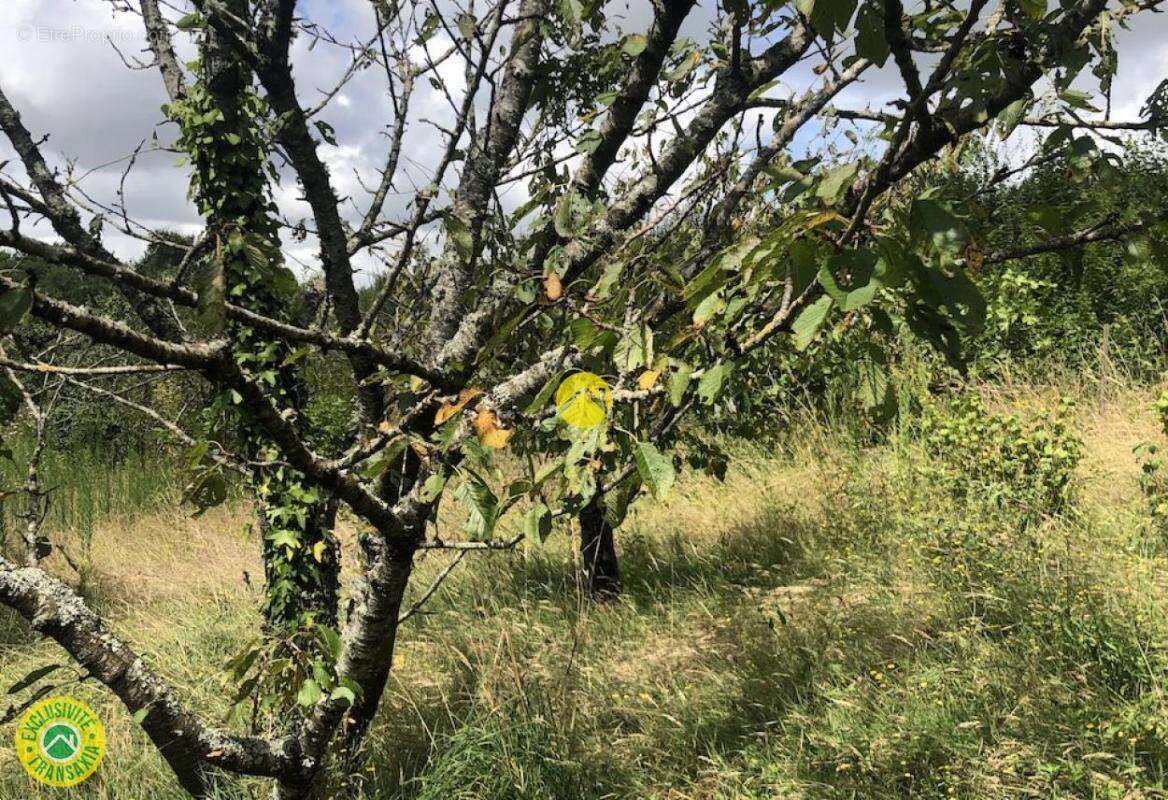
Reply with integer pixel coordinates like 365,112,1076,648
637,369,661,390
555,372,612,428
543,272,563,301
474,407,513,449
311,541,328,563
434,388,483,425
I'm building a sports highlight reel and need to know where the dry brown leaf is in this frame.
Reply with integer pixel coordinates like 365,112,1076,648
473,407,513,449
543,272,563,301
435,387,484,425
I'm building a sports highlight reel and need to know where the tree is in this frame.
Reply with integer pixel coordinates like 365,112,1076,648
0,0,1164,797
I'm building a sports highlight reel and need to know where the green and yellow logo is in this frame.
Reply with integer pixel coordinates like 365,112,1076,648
14,696,105,787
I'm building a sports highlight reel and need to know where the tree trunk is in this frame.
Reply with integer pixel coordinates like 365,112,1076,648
580,494,621,599
273,535,416,799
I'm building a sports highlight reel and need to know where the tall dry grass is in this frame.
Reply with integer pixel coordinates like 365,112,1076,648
2,378,1168,799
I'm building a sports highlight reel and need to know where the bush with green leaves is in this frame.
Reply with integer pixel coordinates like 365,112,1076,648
921,395,1083,526
964,139,1168,376
1137,386,1168,535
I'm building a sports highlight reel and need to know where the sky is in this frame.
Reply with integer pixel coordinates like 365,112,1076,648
0,0,1165,279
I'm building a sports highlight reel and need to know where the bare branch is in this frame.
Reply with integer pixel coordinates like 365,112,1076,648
0,556,296,788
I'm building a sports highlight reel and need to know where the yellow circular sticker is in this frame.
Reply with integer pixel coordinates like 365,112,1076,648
14,696,106,787
555,372,612,428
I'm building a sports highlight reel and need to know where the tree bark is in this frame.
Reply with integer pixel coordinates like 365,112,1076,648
579,494,621,599
274,536,416,799
0,556,295,797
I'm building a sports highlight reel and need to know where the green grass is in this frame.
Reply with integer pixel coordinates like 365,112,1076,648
3,382,1168,799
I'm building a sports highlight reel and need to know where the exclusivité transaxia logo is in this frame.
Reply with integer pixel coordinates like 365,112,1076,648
14,696,105,787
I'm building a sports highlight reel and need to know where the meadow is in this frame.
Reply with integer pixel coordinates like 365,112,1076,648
3,370,1166,800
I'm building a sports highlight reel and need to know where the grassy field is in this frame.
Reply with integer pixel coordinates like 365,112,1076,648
2,380,1168,799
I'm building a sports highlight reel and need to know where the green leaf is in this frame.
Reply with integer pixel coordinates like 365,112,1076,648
330,686,357,706
791,295,833,351
132,708,150,725
1017,0,1046,20
0,286,33,334
313,120,338,147
319,625,342,661
998,97,1030,138
296,678,323,707
909,198,968,257
590,262,623,301
574,128,603,156
524,503,553,542
614,325,653,373
799,0,857,37
692,290,725,327
661,51,701,83
524,371,563,415
815,162,859,206
175,12,202,30
266,528,300,550
818,249,878,310
668,363,693,407
1060,88,1100,112
456,12,476,39
854,3,890,66
419,473,447,503
697,362,731,405
622,34,648,56
454,476,499,539
0,374,21,427
554,190,586,237
633,441,675,500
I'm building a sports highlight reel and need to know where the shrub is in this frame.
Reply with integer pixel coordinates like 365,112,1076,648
1136,386,1168,535
921,395,1082,526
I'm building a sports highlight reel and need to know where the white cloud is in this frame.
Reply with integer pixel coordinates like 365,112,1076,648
0,0,1164,274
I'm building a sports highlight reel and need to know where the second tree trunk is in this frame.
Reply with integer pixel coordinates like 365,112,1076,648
579,494,621,598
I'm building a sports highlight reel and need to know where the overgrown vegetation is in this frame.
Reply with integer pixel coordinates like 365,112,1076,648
1,0,1167,797
4,383,1168,799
